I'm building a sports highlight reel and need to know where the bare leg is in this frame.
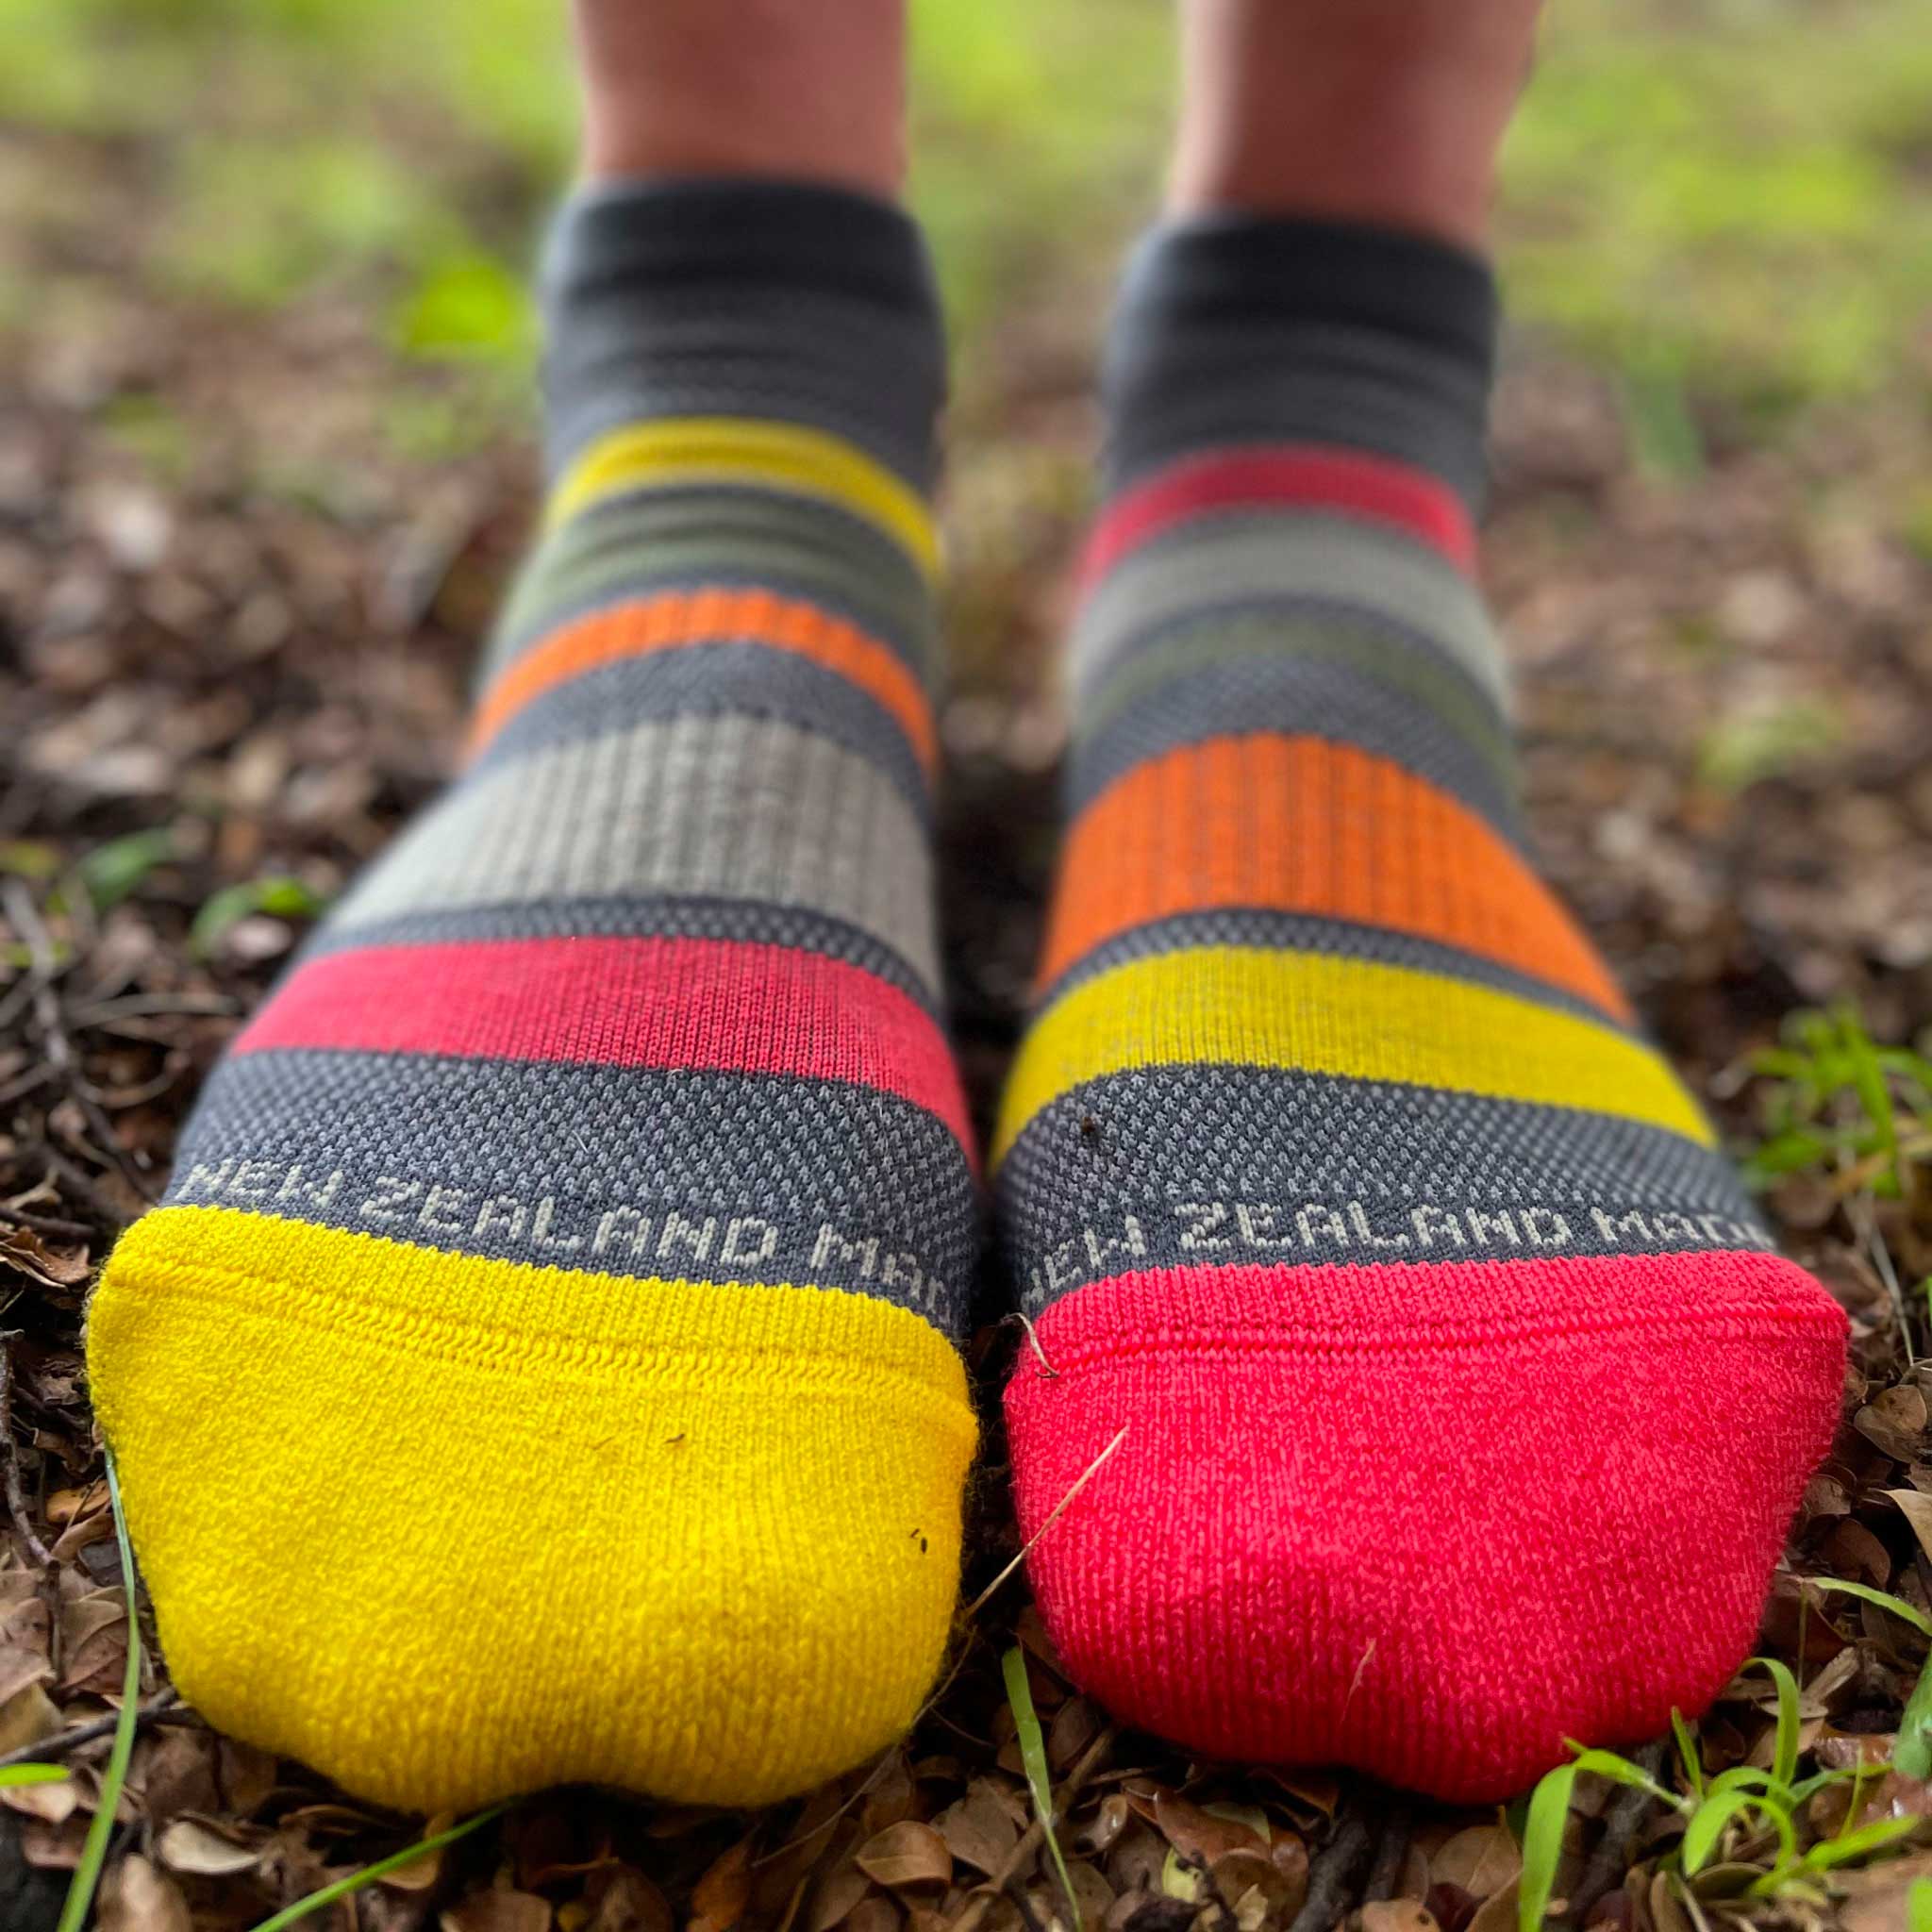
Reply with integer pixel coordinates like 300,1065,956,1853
572,0,908,195
1169,0,1544,244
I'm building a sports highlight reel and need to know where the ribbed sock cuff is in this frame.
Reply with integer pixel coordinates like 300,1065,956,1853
540,177,947,490
1100,215,1499,515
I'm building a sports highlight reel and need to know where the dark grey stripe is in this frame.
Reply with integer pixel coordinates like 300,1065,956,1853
541,178,946,489
296,895,939,1015
171,1053,977,1338
330,712,941,996
482,487,938,692
1039,909,1624,1030
1073,515,1509,713
996,1065,1760,1312
1101,215,1496,515
472,645,930,821
1081,605,1515,801
1068,652,1518,833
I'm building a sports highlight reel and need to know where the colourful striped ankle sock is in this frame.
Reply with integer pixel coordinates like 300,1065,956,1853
994,218,1848,1800
88,181,978,1809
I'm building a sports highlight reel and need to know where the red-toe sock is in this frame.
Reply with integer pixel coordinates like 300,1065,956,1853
991,216,1846,1801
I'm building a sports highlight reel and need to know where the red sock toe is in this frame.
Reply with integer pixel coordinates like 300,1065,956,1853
1006,1253,1845,1799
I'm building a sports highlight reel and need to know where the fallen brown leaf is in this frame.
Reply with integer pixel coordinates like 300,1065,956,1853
0,1224,90,1289
98,1854,193,1932
1,1773,78,1824
1357,1907,1439,1932
1427,1826,1520,1900
1855,1384,1927,1460
855,1821,951,1891
155,1814,264,1876
442,1890,554,1932
0,1677,61,1756
934,1781,1020,1876
1146,1792,1265,1866
588,1868,675,1932
691,1836,755,1932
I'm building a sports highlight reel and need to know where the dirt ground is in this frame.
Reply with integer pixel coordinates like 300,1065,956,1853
6,92,1932,1932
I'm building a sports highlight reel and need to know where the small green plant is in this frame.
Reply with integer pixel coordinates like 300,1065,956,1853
190,874,331,958
1519,1650,1929,1928
1743,1004,1932,1202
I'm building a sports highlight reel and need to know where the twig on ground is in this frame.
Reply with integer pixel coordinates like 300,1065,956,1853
35,1147,134,1233
1286,1802,1373,1932
3,881,157,1208
0,1687,180,1772
0,1201,92,1241
947,1727,1116,1932
1569,1740,1671,1925
1359,1798,1413,1904
0,1333,54,1566
1002,1876,1050,1932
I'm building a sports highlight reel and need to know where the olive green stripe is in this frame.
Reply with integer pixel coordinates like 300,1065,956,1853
1080,607,1517,796
482,486,938,691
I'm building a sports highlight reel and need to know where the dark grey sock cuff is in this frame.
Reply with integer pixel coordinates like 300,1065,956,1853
540,177,947,491
1101,215,1499,514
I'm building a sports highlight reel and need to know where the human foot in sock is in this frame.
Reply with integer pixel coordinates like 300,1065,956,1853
994,22,1846,1794
87,164,978,1807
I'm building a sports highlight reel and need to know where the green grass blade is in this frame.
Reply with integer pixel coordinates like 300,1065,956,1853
1670,1708,1704,1800
1706,1765,1799,1808
1568,1747,1684,1808
1910,1875,1932,1932
245,1804,508,1932
1681,1789,1757,1875
0,1764,69,1787
1518,1761,1581,1931
57,1454,142,1932
1893,1630,1932,1780
1002,1646,1080,1931
1521,1743,1695,1930
1812,1576,1932,1637
1794,1813,1921,1875
1745,1657,1802,1789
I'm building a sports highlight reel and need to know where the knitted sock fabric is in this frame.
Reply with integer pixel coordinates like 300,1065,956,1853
994,218,1848,1801
88,181,978,1810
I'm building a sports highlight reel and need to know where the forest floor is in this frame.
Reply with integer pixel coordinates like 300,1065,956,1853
8,3,1932,1928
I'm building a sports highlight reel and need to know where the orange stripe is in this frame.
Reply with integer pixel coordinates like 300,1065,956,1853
1039,735,1633,1024
467,589,936,775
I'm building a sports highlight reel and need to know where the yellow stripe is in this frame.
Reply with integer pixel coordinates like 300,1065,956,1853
91,1207,974,1808
992,946,1712,1168
548,416,941,580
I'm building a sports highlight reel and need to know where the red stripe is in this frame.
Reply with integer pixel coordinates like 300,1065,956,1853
1079,444,1476,590
236,937,975,1157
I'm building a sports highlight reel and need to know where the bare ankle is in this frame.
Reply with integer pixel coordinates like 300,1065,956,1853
1167,0,1544,250
571,0,908,200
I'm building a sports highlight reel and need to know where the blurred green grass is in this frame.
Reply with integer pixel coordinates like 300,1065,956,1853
4,0,1932,419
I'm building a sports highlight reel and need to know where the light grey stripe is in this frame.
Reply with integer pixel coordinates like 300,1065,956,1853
1073,513,1509,713
331,714,940,994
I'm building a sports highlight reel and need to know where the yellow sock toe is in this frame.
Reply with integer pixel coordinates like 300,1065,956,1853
88,1207,977,1810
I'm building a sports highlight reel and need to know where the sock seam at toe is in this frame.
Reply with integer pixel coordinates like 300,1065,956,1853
1023,1302,1848,1371
93,1247,977,1414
